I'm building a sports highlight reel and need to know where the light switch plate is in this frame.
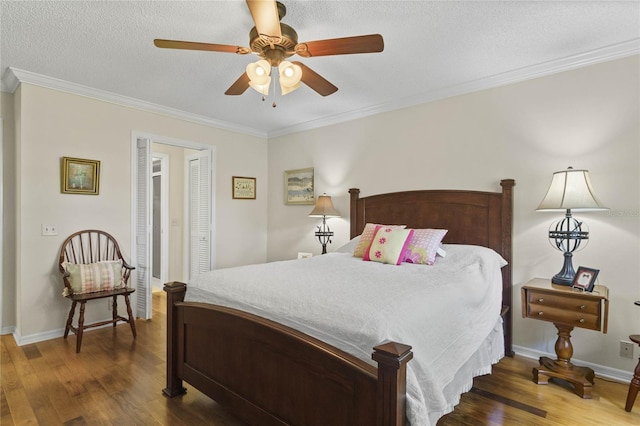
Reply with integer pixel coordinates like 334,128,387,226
42,225,58,236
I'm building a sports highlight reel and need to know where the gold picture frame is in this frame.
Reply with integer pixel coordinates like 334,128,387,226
284,167,314,205
61,157,100,195
232,176,256,199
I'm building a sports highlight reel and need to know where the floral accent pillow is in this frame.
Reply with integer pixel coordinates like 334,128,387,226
63,260,124,295
403,229,448,265
353,223,406,258
364,226,415,265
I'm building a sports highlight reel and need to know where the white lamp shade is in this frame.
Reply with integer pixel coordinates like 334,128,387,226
279,60,302,95
246,59,272,85
249,78,271,95
537,167,608,211
309,195,340,217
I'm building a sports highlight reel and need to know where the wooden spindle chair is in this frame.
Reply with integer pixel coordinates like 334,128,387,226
58,230,136,353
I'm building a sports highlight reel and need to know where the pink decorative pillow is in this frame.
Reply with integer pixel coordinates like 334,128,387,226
404,229,448,265
353,223,406,258
364,226,414,265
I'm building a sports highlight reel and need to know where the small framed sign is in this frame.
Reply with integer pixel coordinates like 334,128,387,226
572,266,599,292
232,176,256,199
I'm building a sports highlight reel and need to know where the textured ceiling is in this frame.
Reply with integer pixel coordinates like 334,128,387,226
1,1,639,137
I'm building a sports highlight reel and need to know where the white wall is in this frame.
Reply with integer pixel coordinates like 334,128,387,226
267,55,640,374
8,84,267,341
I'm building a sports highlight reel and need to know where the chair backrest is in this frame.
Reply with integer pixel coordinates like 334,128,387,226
58,230,132,289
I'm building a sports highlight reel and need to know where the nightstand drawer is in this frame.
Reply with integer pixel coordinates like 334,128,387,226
526,303,601,330
526,290,600,315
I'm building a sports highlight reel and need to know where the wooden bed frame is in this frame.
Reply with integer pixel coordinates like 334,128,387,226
163,179,515,426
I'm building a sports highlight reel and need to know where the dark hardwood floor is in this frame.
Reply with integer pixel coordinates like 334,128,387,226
2,291,638,425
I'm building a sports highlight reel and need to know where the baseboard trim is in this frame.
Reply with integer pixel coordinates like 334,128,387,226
9,322,116,346
1,325,16,336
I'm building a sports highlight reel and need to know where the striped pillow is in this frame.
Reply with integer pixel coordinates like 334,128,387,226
63,260,124,294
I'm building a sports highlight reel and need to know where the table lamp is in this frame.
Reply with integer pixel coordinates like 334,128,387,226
536,167,608,285
309,194,340,254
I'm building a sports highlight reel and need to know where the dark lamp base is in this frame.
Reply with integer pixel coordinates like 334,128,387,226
551,274,574,286
552,250,576,286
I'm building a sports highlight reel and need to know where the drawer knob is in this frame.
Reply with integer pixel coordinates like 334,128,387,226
538,311,544,316
580,305,586,310
579,318,585,323
538,298,544,303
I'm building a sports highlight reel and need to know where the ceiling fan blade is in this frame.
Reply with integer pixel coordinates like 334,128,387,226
246,0,282,42
295,34,384,57
293,62,338,96
225,72,251,95
154,39,251,55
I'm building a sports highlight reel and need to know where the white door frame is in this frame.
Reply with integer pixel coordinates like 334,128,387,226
130,131,216,319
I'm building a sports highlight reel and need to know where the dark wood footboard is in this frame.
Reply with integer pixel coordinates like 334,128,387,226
163,281,413,426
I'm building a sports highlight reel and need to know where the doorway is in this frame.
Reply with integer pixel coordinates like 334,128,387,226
151,154,169,291
132,133,216,320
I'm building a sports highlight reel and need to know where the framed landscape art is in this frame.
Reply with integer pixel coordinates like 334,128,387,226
284,167,314,205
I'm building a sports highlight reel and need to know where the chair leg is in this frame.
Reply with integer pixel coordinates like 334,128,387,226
626,356,640,411
112,296,118,327
76,302,86,353
64,301,77,339
124,294,137,338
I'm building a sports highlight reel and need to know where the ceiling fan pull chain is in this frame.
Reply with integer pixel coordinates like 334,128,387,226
272,72,277,108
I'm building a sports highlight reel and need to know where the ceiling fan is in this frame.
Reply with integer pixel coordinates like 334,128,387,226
154,0,384,97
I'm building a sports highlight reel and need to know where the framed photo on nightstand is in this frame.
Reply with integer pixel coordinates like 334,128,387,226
572,266,599,292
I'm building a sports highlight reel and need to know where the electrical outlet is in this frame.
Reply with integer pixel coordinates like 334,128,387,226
107,299,113,311
41,224,58,236
620,341,634,358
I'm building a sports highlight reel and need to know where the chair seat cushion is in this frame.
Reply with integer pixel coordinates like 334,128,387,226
63,260,125,295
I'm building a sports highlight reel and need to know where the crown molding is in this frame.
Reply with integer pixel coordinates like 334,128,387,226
1,68,268,138
3,39,638,139
266,39,640,138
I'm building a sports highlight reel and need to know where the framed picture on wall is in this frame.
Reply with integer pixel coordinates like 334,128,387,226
61,157,100,195
232,176,256,199
284,167,314,205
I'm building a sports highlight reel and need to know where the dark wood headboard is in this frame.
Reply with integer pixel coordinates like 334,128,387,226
349,179,515,356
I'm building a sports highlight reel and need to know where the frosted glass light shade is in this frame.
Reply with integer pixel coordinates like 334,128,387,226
279,60,302,95
249,78,271,95
246,59,272,93
246,59,271,82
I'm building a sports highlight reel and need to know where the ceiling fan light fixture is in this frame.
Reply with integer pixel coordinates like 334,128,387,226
249,77,271,95
279,60,302,95
246,59,272,85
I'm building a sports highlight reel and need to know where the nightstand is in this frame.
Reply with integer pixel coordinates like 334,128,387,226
521,278,609,398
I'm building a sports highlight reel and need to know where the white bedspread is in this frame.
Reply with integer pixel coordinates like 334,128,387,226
185,244,507,425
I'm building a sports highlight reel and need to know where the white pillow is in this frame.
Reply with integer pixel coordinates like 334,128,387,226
336,236,360,253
